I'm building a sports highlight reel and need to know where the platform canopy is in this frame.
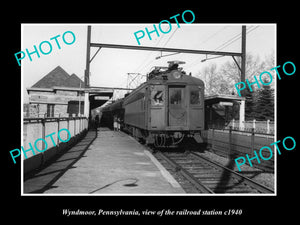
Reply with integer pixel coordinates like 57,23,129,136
87,87,114,110
205,94,245,106
205,94,246,130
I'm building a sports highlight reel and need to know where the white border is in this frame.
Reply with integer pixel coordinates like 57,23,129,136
21,23,277,196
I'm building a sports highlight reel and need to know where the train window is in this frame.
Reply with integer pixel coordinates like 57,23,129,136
151,88,164,106
190,90,201,105
170,88,182,105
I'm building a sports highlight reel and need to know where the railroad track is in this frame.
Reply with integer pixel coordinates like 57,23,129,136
154,151,274,194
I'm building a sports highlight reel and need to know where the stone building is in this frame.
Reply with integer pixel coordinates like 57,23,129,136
26,66,86,118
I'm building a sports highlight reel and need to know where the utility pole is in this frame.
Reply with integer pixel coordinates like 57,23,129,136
84,26,91,121
241,25,246,96
85,25,91,88
239,25,246,130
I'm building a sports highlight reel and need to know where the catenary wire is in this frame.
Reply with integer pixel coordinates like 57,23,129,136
185,26,260,70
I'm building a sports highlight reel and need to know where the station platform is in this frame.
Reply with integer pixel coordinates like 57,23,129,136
23,128,184,194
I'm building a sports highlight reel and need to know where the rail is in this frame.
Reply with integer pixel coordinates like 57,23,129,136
190,152,274,193
156,151,214,194
155,151,273,194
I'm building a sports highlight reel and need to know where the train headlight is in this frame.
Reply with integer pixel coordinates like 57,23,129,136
172,71,182,79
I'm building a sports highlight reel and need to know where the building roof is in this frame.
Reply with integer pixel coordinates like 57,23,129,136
205,94,245,105
31,66,85,88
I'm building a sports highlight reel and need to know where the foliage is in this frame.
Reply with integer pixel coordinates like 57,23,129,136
254,84,274,120
195,52,275,120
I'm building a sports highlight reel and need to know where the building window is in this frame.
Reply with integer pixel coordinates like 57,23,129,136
47,104,55,117
67,101,84,116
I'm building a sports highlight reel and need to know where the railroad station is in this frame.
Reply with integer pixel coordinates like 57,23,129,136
22,25,275,195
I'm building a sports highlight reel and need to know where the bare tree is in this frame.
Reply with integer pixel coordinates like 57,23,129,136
195,51,275,121
196,63,231,96
197,52,275,96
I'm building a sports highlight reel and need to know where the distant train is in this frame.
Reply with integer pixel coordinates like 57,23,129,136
101,61,205,147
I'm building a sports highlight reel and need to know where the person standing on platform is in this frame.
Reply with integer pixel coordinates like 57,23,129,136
95,115,100,130
113,116,118,131
117,117,121,131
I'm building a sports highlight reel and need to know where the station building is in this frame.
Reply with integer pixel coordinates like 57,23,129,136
26,66,86,117
25,66,113,118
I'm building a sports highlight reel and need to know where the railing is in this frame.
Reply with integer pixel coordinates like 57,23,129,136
208,119,275,135
23,116,88,159
230,119,274,134
23,113,85,118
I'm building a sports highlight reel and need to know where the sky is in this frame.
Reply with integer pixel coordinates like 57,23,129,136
22,23,276,102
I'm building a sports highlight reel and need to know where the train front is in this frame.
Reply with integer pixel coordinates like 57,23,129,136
147,61,205,147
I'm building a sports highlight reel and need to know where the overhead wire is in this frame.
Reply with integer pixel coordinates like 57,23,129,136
142,27,179,71
132,25,260,79
185,25,260,70
162,26,179,47
185,26,230,69
127,27,169,89
214,32,241,51
199,26,229,46
106,25,261,96
133,28,169,73
135,26,180,74
216,25,260,51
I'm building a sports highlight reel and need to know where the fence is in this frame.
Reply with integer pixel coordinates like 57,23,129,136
23,116,88,174
202,127,275,172
231,119,274,134
24,113,84,118
208,119,274,135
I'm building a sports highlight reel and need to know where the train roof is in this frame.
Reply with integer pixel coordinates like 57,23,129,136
147,69,204,86
103,62,204,110
147,61,204,86
101,98,124,112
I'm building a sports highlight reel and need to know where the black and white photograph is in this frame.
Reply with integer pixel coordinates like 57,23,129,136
21,23,276,195
4,5,298,224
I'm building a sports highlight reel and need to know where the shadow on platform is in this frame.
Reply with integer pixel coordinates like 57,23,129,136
23,130,97,194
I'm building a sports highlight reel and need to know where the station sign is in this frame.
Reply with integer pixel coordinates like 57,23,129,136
219,102,233,106
94,96,110,100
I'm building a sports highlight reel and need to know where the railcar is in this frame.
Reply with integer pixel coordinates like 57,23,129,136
101,61,205,147
100,98,124,129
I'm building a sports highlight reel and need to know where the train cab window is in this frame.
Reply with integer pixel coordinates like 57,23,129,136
190,89,201,105
151,87,164,106
170,88,182,105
